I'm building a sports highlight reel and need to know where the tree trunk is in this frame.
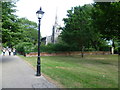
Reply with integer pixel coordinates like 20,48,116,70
118,47,120,55
90,39,98,51
81,46,85,58
111,39,115,54
118,39,120,55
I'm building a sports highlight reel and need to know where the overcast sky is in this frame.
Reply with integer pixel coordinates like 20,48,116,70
15,0,94,37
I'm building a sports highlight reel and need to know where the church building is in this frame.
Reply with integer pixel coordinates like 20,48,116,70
41,13,62,45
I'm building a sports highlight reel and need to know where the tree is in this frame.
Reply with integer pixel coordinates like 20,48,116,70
2,1,38,49
2,1,22,47
92,2,120,39
17,18,38,45
92,2,120,53
60,4,104,57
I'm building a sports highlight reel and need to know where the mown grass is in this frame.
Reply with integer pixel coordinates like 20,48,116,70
19,55,118,88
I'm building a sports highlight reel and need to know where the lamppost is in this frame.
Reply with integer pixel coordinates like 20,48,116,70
36,7,45,76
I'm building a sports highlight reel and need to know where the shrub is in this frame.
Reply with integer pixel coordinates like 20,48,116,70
114,47,118,54
15,42,35,55
99,45,110,51
39,42,70,53
40,44,54,53
85,48,96,51
52,43,70,52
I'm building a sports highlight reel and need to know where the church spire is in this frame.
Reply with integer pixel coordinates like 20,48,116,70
52,8,60,44
55,8,58,26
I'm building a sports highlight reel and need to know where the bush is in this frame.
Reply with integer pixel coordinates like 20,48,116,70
114,47,118,54
39,42,70,53
40,44,54,53
52,43,70,52
85,48,96,51
99,45,110,51
15,42,35,55
16,41,111,55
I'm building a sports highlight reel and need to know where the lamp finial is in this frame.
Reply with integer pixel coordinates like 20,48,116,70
40,7,42,10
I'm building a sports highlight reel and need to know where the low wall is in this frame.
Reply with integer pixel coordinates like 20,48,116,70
26,51,111,57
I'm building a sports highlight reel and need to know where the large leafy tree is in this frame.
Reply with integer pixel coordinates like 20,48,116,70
17,18,38,45
13,18,38,54
2,1,22,47
2,1,38,48
61,5,91,49
92,2,120,44
60,4,105,56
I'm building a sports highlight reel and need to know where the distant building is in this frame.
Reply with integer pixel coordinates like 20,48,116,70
41,13,62,45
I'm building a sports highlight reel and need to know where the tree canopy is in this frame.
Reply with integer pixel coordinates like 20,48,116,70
92,2,120,40
17,18,38,44
60,2,119,53
2,1,22,47
2,1,38,48
60,4,107,52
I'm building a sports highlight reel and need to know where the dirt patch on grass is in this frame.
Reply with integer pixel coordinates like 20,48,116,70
94,58,105,60
46,66,72,71
86,57,106,60
55,66,73,71
46,66,53,69
55,66,66,69
73,82,82,88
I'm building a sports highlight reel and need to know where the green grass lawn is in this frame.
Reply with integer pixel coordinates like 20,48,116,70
19,55,118,88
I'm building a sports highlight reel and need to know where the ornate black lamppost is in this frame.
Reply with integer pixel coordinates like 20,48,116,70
36,7,45,76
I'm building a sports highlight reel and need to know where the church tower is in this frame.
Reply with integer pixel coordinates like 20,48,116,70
51,10,61,44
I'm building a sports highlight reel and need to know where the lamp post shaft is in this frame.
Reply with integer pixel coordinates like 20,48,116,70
37,18,41,76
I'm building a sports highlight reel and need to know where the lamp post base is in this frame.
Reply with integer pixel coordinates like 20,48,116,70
36,73,41,76
36,65,41,76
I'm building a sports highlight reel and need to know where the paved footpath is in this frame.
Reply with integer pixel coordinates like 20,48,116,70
0,54,57,89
